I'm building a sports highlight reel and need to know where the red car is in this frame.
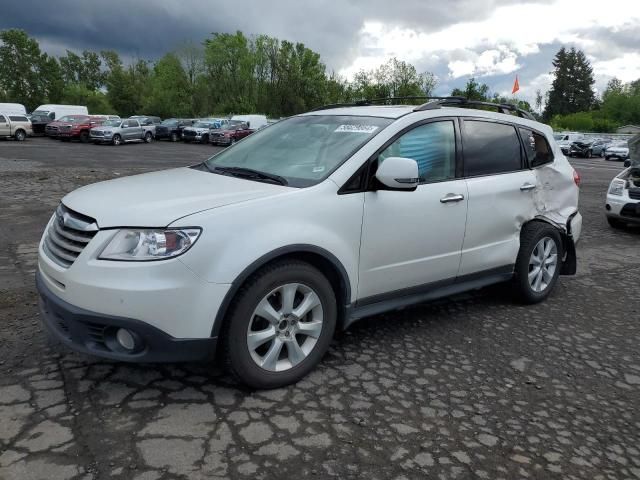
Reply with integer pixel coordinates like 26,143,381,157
49,115,107,143
209,121,254,146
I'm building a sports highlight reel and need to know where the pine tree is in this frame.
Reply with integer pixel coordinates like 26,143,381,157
544,47,595,119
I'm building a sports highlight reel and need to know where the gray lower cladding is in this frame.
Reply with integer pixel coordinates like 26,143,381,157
36,270,217,363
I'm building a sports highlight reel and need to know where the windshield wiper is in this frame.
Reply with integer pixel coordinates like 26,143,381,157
212,166,288,186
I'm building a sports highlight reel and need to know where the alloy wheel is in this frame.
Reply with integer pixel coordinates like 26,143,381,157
528,237,558,293
247,283,323,372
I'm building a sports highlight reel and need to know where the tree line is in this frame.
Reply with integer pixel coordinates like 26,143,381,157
0,29,437,118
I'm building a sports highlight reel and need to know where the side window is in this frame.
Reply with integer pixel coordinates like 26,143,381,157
0,115,6,122
463,121,522,176
519,128,554,168
378,121,456,183
9,116,27,121
49,112,56,120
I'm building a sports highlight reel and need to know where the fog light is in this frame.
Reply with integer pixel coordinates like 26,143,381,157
116,328,136,351
605,204,611,211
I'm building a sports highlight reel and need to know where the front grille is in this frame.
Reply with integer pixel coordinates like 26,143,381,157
620,204,640,218
628,188,640,200
183,130,196,137
86,322,108,350
59,125,72,132
91,130,104,136
211,132,224,139
46,126,59,134
43,205,98,268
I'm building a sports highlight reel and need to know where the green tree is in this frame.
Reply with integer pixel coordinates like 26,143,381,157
61,83,114,113
451,77,490,101
102,50,150,117
143,53,191,118
0,29,45,110
60,50,103,90
544,47,595,119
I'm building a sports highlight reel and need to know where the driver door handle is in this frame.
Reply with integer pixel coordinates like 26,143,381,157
520,183,536,191
440,193,465,203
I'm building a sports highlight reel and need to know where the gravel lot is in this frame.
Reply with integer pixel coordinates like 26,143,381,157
0,137,639,480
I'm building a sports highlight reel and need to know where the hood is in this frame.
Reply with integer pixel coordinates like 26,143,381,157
608,146,629,152
62,167,292,228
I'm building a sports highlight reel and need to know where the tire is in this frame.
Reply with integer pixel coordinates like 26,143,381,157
201,134,209,144
231,137,236,146
79,131,90,143
599,150,604,158
512,222,563,304
144,132,153,143
223,260,337,389
605,156,610,161
112,134,122,146
586,149,592,158
170,132,178,142
14,130,26,141
607,217,626,229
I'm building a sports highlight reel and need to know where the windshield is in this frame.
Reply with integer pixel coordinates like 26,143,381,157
58,116,86,123
194,121,213,128
102,120,122,127
612,141,628,147
204,115,392,187
161,119,178,126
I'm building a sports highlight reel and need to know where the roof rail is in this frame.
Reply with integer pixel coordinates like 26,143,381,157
310,96,536,121
414,97,536,120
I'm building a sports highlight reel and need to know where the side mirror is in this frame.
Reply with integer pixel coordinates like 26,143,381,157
375,157,419,190
624,159,631,168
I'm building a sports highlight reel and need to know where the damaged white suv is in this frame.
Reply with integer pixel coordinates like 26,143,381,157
37,99,582,389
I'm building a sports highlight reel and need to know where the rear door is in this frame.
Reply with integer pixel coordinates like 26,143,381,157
0,115,9,136
458,118,537,277
357,119,469,300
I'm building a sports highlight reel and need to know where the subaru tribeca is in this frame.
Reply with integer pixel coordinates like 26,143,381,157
36,99,582,389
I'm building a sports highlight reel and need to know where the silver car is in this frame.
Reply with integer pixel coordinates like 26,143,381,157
90,119,155,145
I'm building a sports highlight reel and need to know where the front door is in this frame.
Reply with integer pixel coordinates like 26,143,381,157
0,115,9,136
357,120,468,301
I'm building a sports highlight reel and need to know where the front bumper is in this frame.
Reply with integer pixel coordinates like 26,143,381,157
36,270,218,362
606,192,640,224
211,137,232,145
606,152,629,160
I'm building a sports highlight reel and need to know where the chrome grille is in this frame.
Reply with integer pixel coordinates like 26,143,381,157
43,205,98,268
629,188,640,200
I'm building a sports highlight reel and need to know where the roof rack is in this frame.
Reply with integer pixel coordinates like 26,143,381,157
414,97,536,120
310,96,536,120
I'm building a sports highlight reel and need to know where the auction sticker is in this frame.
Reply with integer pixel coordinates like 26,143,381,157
334,125,379,134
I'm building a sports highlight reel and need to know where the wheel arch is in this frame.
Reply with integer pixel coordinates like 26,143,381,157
522,215,576,275
211,244,352,338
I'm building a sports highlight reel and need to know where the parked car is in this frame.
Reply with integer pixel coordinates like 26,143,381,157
90,118,155,145
32,105,89,135
568,138,609,158
36,101,582,389
0,113,32,141
604,141,629,161
45,115,93,138
231,114,268,130
209,121,254,146
554,132,584,156
57,115,108,143
606,164,640,228
155,118,197,142
182,119,221,144
0,103,27,116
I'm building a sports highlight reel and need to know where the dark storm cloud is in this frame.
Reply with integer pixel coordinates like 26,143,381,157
0,0,550,70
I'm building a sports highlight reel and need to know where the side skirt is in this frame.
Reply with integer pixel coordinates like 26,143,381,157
344,266,514,330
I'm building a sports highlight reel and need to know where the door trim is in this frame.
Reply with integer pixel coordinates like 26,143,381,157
345,264,514,328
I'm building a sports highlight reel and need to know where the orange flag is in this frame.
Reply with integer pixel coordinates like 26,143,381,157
512,75,520,94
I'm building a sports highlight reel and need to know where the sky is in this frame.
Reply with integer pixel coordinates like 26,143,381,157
2,0,639,107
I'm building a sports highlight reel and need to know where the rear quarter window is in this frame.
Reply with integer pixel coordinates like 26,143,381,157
9,116,28,122
462,120,523,177
519,128,554,168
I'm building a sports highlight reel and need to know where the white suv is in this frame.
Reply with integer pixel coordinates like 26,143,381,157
37,100,582,388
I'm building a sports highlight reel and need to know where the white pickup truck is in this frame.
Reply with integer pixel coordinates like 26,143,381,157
89,118,155,145
0,113,32,141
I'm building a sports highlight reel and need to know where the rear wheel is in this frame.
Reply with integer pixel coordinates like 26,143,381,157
14,130,26,141
586,149,592,158
201,134,209,144
599,150,604,158
512,222,563,304
223,260,337,389
79,131,89,143
144,131,153,143
112,134,122,146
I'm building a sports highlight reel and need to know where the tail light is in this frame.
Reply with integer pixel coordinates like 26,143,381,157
573,169,581,187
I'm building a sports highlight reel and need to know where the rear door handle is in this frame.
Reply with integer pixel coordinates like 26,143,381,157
520,183,536,191
440,193,465,203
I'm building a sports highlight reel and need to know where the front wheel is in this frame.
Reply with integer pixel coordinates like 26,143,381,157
79,131,90,143
144,132,153,143
223,261,337,389
599,150,604,158
112,134,122,146
512,222,563,304
14,130,26,141
170,132,178,142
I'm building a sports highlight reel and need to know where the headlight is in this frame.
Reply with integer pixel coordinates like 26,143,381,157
608,180,625,196
99,228,201,261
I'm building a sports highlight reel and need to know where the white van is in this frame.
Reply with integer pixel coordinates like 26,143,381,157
0,103,27,116
231,114,268,130
32,104,88,121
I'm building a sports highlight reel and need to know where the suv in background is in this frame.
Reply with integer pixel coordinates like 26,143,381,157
36,99,582,389
209,121,254,146
0,113,32,141
155,118,197,142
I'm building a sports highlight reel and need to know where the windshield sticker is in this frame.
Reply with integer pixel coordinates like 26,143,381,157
334,124,379,134
312,166,326,173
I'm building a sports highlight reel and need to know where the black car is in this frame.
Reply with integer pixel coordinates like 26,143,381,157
29,111,55,135
155,118,196,142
